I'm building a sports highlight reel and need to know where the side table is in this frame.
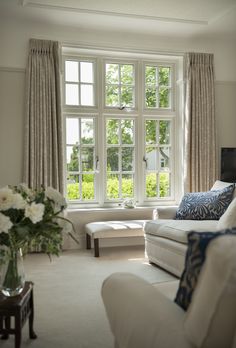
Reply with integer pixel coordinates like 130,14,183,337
0,281,37,348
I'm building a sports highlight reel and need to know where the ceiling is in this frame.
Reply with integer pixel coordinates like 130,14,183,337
2,0,236,39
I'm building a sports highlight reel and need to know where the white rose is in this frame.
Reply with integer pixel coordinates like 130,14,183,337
45,187,67,209
0,187,14,211
12,193,27,210
25,202,45,224
0,212,13,233
17,183,31,196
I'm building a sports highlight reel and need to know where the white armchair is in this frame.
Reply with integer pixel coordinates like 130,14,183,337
102,235,236,348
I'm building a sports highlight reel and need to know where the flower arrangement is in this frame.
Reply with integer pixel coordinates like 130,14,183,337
0,184,77,261
122,198,136,209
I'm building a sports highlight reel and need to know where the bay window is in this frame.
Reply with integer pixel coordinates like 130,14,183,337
63,49,183,206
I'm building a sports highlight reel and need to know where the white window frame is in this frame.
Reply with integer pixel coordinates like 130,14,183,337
104,116,136,201
62,48,184,208
104,60,136,110
144,62,174,110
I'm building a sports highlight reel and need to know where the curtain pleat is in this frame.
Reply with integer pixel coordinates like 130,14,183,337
23,39,64,194
184,52,218,193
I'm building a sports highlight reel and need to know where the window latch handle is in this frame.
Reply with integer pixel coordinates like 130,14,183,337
95,156,99,172
143,156,148,169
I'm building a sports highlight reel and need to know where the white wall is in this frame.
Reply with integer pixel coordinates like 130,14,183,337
0,11,236,248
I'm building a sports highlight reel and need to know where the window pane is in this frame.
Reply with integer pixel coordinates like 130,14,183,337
82,174,94,200
122,148,134,171
67,174,80,200
107,148,119,171
106,64,119,84
146,120,156,144
66,118,79,144
121,119,134,144
145,87,157,108
159,172,170,197
146,147,157,170
67,146,79,171
81,119,94,144
145,66,157,85
81,85,94,106
146,173,157,198
81,148,94,171
80,62,93,83
66,84,79,105
122,174,133,198
159,121,170,144
106,119,119,144
159,147,170,170
159,87,170,108
65,61,78,82
107,174,119,199
121,64,134,85
159,67,170,86
121,86,134,107
106,85,119,106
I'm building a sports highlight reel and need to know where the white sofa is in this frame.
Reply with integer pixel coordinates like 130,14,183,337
102,235,236,348
144,180,236,277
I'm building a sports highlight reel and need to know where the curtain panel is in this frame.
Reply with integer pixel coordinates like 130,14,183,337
23,39,64,193
184,52,218,193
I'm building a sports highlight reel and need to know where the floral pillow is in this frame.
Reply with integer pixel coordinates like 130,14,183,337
174,228,236,311
175,184,235,220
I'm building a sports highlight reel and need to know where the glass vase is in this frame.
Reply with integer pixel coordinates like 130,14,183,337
0,248,25,297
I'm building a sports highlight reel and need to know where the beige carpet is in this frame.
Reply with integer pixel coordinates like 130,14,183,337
1,246,176,348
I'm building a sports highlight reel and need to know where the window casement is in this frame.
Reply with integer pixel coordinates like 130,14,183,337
105,118,135,200
65,59,96,107
144,119,172,200
66,116,97,202
104,62,135,109
144,64,172,109
63,49,183,207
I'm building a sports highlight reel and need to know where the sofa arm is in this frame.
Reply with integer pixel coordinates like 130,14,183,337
102,273,190,348
184,235,236,348
153,206,178,220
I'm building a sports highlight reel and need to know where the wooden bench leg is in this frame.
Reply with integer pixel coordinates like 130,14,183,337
86,233,91,250
94,238,99,257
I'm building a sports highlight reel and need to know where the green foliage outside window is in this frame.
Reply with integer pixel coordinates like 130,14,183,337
66,64,172,202
67,174,169,200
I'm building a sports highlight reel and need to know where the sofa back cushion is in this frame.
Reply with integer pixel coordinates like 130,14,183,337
211,180,236,199
184,235,236,348
175,184,235,220
217,197,236,230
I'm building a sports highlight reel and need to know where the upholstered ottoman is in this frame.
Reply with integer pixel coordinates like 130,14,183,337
85,220,147,257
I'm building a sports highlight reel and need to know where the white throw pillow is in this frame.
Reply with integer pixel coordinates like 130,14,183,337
211,180,236,199
217,197,236,230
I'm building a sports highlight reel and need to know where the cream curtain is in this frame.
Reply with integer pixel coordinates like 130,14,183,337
184,52,218,193
23,39,64,193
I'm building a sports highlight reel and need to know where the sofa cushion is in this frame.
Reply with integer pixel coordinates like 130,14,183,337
175,184,235,220
174,228,236,311
184,235,236,348
144,219,217,244
211,180,236,198
217,197,236,230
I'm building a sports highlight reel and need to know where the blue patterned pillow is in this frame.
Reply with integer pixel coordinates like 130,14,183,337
175,184,235,220
174,228,236,311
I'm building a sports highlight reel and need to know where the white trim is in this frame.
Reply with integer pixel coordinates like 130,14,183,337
0,66,25,73
61,43,185,59
22,1,208,26
215,80,236,86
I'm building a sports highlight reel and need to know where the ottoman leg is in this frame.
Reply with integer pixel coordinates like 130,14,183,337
94,238,99,257
86,233,91,250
